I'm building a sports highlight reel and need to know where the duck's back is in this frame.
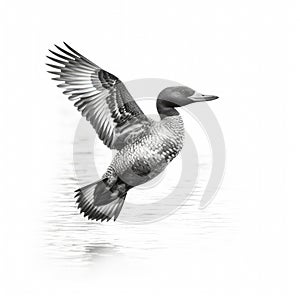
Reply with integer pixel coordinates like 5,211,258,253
105,116,185,186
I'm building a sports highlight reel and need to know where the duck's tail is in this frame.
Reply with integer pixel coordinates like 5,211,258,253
75,178,132,222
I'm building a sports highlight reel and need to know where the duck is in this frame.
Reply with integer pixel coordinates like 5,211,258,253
47,42,219,222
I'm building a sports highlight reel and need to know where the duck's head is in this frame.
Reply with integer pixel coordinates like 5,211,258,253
157,86,219,118
158,86,219,106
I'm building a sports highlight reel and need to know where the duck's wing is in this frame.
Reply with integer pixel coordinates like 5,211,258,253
47,42,151,149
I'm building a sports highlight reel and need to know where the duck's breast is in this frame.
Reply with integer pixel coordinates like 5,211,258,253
109,116,185,186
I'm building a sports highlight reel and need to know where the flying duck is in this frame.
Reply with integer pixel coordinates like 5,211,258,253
47,43,218,222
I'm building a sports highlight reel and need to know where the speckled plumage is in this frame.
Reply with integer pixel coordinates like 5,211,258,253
104,115,185,186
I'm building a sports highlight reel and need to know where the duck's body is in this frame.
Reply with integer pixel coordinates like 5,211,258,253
105,115,184,186
47,43,218,221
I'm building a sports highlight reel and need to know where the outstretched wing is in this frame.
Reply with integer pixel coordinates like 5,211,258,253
47,42,150,149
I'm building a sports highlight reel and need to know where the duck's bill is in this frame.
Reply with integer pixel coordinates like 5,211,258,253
188,92,219,102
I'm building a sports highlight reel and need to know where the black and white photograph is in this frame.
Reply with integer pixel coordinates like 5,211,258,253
0,0,296,299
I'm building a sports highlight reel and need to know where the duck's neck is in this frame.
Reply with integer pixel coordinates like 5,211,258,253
156,99,179,119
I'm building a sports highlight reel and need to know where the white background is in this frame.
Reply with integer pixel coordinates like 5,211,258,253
0,0,296,299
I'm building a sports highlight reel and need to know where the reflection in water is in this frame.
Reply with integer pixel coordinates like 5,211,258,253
43,115,235,268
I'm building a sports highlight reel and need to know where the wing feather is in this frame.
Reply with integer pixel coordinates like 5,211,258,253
47,42,150,149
